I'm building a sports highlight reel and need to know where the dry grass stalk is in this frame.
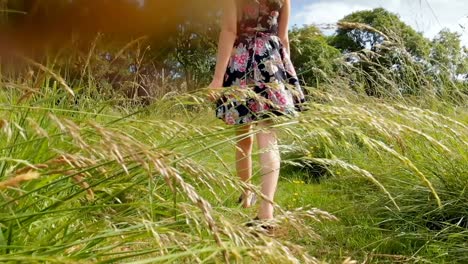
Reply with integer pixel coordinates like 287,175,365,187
14,164,48,175
47,116,227,250
0,118,6,129
0,171,40,189
337,21,389,41
27,117,49,138
0,118,12,139
68,172,95,201
19,55,75,97
311,157,400,210
368,138,442,207
342,257,358,264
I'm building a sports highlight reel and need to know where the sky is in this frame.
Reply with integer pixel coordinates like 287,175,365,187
290,0,468,47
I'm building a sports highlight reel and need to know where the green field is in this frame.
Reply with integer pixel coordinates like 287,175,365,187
1,80,466,263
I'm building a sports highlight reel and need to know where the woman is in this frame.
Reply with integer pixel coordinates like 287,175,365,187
208,0,306,222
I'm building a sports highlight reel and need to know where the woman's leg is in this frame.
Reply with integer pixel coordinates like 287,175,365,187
236,124,254,208
256,120,280,220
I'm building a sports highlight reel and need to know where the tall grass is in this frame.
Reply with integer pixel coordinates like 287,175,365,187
1,24,467,263
0,68,338,263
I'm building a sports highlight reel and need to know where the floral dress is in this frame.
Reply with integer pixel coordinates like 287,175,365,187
215,0,307,125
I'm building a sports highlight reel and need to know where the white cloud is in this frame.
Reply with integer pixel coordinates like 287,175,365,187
292,0,468,46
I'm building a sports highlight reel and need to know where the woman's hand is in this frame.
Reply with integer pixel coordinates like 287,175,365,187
207,78,224,102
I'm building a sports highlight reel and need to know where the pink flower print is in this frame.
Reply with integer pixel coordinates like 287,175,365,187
244,4,257,18
240,79,247,87
275,91,287,105
234,54,248,72
232,44,249,72
225,110,239,125
225,116,235,125
248,101,260,113
270,11,279,18
255,39,267,56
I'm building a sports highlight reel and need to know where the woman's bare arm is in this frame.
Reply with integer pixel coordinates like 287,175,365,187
209,0,237,89
278,0,291,56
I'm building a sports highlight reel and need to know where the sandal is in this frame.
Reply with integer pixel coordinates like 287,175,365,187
237,192,257,206
245,217,275,232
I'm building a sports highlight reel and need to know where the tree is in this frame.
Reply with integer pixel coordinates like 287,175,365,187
289,25,341,86
431,29,468,78
326,8,437,97
330,8,430,58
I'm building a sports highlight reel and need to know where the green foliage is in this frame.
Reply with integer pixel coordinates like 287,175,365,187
431,29,468,77
289,25,341,86
331,8,431,58
169,20,219,91
324,9,466,99
329,8,434,97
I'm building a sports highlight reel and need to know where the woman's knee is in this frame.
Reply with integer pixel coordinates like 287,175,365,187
257,130,278,150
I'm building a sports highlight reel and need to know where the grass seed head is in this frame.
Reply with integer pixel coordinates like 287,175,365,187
0,171,40,189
